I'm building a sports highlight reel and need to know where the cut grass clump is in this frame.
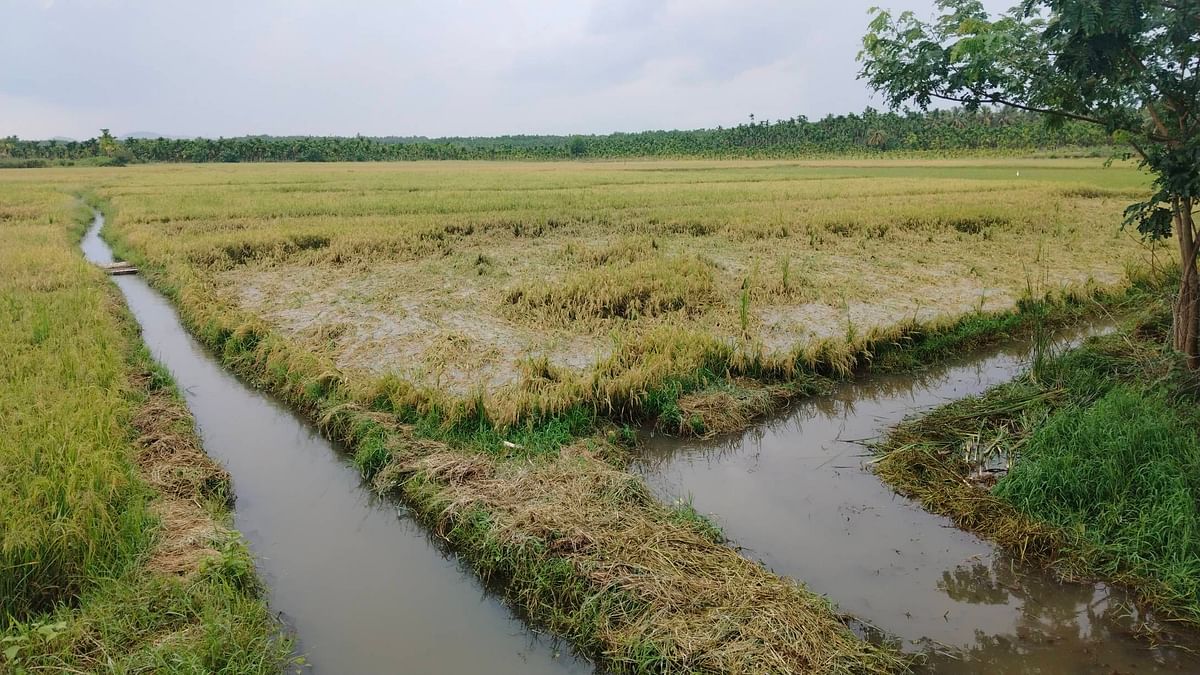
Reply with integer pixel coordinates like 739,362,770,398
504,255,717,324
672,377,827,438
376,440,906,674
875,297,1200,624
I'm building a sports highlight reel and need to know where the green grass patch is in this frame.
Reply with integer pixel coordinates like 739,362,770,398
996,385,1200,616
876,291,1200,624
5,544,291,674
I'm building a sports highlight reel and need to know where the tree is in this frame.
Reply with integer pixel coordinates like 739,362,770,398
860,0,1200,367
98,128,118,157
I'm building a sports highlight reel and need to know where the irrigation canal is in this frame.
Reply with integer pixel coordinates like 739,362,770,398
638,324,1200,673
82,211,591,675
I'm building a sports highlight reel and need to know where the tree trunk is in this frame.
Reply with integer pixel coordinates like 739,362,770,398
1173,197,1200,369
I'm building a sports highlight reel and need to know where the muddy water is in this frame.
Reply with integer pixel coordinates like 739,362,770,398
83,213,590,675
638,327,1200,674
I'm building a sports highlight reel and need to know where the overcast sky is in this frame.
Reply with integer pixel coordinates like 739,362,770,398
1,0,1011,139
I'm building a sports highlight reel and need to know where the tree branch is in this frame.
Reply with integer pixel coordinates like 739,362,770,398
1128,137,1150,162
1146,102,1173,139
930,92,1107,126
928,92,1169,142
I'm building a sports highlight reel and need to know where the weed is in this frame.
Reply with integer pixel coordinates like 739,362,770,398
739,278,750,334
875,302,1200,625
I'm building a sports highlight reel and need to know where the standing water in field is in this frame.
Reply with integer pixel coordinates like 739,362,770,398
638,326,1200,674
82,213,591,675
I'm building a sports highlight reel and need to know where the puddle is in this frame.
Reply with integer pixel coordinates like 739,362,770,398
637,324,1200,674
83,213,592,675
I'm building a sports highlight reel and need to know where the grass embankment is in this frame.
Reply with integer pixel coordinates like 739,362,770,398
876,285,1200,625
0,186,290,672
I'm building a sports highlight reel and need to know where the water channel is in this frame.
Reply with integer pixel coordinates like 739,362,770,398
638,325,1200,674
83,212,590,675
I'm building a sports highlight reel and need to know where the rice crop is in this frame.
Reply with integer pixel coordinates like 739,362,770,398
15,158,1156,428
0,185,149,619
0,157,1160,673
0,182,289,671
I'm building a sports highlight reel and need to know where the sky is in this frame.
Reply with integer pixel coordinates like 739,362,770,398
1,0,1011,140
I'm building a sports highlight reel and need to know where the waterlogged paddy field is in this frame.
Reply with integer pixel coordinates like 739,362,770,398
0,158,1164,673
26,159,1154,421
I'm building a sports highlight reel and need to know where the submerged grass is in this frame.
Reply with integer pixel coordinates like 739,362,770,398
0,187,290,672
875,291,1200,624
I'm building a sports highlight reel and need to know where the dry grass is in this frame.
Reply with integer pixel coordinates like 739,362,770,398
130,379,229,575
376,437,904,674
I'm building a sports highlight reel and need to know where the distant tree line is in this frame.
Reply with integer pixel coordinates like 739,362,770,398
1,108,1112,165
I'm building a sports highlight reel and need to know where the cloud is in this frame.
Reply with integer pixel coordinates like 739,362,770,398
0,0,1013,139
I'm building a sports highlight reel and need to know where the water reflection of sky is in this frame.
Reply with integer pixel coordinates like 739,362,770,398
636,323,1200,674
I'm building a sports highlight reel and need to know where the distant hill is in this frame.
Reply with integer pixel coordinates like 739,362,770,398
122,131,182,140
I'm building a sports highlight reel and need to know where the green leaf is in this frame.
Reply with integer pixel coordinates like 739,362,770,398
35,621,66,638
